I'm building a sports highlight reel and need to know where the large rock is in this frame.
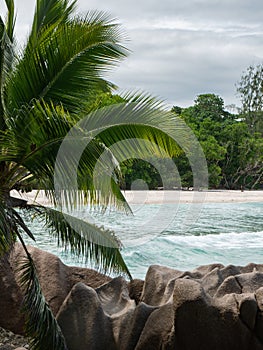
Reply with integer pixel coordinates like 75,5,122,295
173,279,263,350
56,263,263,349
116,302,157,350
135,303,175,350
1,244,111,334
2,245,263,349
128,278,144,304
56,282,115,350
140,265,182,306
57,277,141,350
0,255,25,334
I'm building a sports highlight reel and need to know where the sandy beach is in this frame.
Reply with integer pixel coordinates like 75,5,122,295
11,189,263,205
122,190,263,204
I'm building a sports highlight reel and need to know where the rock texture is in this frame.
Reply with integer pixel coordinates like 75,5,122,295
0,244,111,334
0,255,25,334
2,245,263,349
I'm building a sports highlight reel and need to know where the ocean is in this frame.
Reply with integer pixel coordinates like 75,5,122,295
23,200,263,280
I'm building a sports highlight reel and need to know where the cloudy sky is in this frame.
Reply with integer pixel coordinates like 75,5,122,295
2,0,263,109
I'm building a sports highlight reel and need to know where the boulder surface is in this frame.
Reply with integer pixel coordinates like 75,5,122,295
2,245,263,349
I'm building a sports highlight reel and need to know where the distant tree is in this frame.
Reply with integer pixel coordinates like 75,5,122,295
171,105,182,115
172,93,263,189
220,123,263,189
237,64,263,133
193,94,229,122
173,94,230,188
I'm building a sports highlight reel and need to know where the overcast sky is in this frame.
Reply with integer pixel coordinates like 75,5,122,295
2,0,263,109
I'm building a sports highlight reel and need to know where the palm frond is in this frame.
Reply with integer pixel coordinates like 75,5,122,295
0,13,14,128
7,11,128,114
19,252,67,350
53,133,131,211
30,205,132,279
0,201,16,254
4,0,16,42
3,100,130,211
76,99,186,158
3,101,72,186
11,208,36,241
3,95,205,212
8,99,191,210
29,0,76,44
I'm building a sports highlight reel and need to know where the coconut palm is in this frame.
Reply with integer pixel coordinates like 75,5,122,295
0,0,183,349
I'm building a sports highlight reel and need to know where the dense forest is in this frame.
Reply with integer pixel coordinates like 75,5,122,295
119,65,263,190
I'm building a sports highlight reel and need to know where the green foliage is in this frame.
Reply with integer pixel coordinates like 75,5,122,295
0,1,185,348
172,93,263,189
173,94,228,188
174,154,192,188
237,64,263,134
220,123,263,189
194,94,226,122
120,159,161,190
94,92,262,191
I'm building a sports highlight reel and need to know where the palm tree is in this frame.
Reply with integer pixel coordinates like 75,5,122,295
0,0,186,349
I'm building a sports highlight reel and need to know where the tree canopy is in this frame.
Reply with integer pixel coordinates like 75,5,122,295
121,93,263,190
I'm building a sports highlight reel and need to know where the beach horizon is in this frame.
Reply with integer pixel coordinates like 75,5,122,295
122,189,263,204
11,189,263,205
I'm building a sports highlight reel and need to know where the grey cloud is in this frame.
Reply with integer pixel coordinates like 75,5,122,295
78,0,263,107
79,0,263,25
110,25,262,107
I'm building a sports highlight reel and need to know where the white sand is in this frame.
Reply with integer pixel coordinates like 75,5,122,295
10,190,52,206
11,189,263,205
122,190,263,204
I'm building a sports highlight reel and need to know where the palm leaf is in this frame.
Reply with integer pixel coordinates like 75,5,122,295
0,14,14,128
71,97,186,159
3,94,203,213
30,0,76,43
11,208,36,241
29,204,132,279
2,100,129,211
6,97,192,211
7,11,128,114
19,252,67,350
4,0,16,42
8,209,67,349
53,97,189,208
0,201,16,254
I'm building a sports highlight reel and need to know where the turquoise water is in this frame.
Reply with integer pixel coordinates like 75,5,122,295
23,202,263,279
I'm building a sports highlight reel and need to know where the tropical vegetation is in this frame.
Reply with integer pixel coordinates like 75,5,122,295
0,0,182,349
121,92,263,190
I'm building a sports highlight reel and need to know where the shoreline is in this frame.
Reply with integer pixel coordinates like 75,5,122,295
11,189,263,205
123,189,263,204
